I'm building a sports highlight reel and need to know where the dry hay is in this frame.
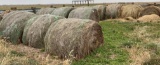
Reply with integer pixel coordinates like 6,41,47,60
51,7,74,18
44,18,104,59
121,4,143,19
137,14,160,22
22,14,64,48
106,4,122,19
36,8,55,15
140,6,160,17
0,11,35,44
68,7,100,22
92,5,106,20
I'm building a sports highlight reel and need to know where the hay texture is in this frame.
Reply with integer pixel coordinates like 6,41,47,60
44,18,104,59
22,14,64,48
92,5,106,20
37,8,55,15
140,6,160,17
51,7,74,18
68,7,100,22
0,11,35,44
137,14,160,22
106,4,122,19
121,4,143,19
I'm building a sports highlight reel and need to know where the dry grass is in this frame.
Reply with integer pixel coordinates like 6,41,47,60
0,39,72,65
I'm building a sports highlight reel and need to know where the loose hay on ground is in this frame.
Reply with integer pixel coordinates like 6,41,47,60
137,14,160,22
106,4,122,19
44,18,104,59
51,7,74,18
22,14,64,48
0,11,35,44
68,7,100,22
121,4,143,19
36,8,55,15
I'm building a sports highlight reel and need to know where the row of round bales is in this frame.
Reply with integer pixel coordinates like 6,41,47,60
0,11,104,59
36,4,160,22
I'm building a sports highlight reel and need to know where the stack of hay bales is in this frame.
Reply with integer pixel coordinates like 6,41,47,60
22,14,64,48
44,18,104,59
68,7,100,22
140,6,160,17
121,4,143,19
37,8,55,15
0,11,35,44
92,5,106,20
106,4,122,19
137,14,160,22
51,7,74,18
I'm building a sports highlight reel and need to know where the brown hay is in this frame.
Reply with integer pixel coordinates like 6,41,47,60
92,5,106,20
68,7,100,22
22,14,64,48
137,14,160,22
51,7,74,18
106,4,122,19
0,11,35,44
140,6,160,17
36,8,55,15
44,18,104,59
121,4,143,19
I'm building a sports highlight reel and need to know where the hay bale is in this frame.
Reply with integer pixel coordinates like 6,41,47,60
137,14,160,22
0,11,35,44
44,18,104,59
68,7,100,22
106,4,122,19
121,4,143,19
92,5,106,20
51,7,74,18
22,14,64,48
37,8,55,15
140,6,160,17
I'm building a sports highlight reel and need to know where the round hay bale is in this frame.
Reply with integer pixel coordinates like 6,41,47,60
137,14,160,22
22,14,64,48
92,5,106,20
140,6,160,17
121,4,143,19
106,4,122,19
44,18,104,59
68,7,100,22
51,7,74,18
37,8,55,15
0,11,35,44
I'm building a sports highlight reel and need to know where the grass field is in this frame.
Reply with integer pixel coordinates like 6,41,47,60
0,20,160,65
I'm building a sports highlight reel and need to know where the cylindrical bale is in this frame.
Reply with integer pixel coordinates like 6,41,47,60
140,6,160,17
92,5,106,20
0,11,36,44
36,8,55,15
51,7,74,18
22,14,64,48
120,4,143,19
44,18,104,59
106,4,123,19
68,7,100,22
137,14,160,22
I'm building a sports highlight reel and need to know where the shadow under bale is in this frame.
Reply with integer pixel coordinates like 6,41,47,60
51,7,74,18
140,6,160,17
36,8,55,15
68,7,100,22
92,5,106,20
120,4,143,19
106,4,122,19
0,11,36,44
44,18,104,59
22,14,64,48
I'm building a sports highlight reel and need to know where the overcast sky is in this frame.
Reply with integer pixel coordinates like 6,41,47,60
0,0,159,5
